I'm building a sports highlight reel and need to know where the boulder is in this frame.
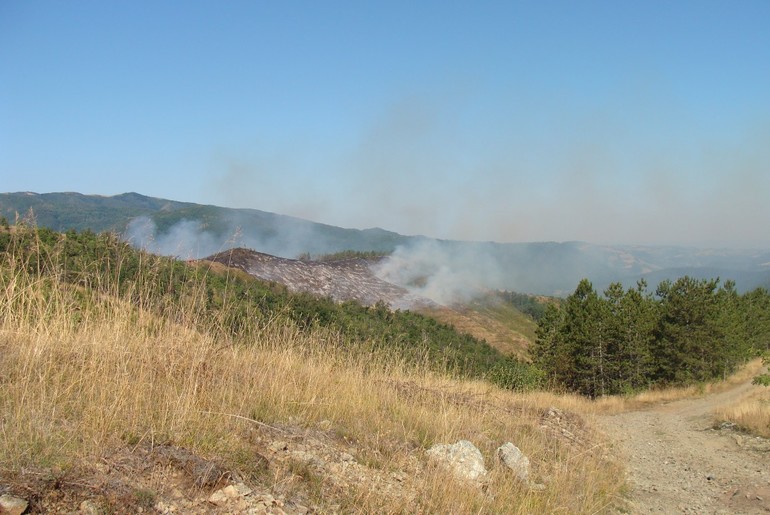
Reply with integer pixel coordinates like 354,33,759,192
0,494,28,515
426,440,487,482
497,442,530,482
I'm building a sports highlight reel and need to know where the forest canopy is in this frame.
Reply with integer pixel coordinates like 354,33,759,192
532,277,770,397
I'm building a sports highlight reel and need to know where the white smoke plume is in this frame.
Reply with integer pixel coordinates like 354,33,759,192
123,217,222,259
122,213,339,260
373,239,504,305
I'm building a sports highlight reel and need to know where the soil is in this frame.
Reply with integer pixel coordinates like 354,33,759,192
597,379,770,514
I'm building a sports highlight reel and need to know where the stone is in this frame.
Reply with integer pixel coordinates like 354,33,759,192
208,489,230,506
0,494,28,515
497,442,530,482
222,485,241,499
426,440,487,482
79,499,100,514
234,482,253,496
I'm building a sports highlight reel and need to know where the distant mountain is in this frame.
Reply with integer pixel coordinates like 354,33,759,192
0,191,413,259
2,191,769,295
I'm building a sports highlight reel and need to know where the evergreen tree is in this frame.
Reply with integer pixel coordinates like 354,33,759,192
602,280,656,394
559,279,608,397
652,277,723,384
532,302,566,388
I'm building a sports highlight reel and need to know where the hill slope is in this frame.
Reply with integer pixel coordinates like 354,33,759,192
3,191,770,295
203,247,537,356
0,224,624,513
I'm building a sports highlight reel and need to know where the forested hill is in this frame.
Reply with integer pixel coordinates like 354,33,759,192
2,191,770,295
0,191,411,257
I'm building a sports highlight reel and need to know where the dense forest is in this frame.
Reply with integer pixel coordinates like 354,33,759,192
532,277,770,397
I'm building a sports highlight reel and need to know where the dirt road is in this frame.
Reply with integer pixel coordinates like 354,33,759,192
597,380,770,514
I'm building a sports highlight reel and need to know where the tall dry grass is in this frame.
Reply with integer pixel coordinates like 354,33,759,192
713,390,770,438
0,229,625,512
713,362,770,438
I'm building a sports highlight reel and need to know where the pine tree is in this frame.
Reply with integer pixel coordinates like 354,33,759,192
652,276,723,384
559,279,608,397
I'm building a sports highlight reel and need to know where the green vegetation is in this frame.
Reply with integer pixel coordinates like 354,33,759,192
495,290,548,321
0,224,538,388
0,192,412,255
752,351,770,386
532,277,770,397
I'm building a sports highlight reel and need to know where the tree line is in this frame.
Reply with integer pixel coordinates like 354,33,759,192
532,277,770,397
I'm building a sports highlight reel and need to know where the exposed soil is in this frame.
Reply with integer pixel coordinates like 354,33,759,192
597,380,770,514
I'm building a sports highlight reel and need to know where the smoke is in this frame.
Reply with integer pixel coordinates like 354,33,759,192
123,217,222,259
122,212,348,260
373,239,505,305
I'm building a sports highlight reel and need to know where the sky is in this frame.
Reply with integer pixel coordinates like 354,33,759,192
1,1,769,249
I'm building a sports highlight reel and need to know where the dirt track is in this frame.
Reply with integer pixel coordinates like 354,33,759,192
597,380,770,514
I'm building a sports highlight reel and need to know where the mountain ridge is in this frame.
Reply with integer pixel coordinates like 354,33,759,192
2,191,769,295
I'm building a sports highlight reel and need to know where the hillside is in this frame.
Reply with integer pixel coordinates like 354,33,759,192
0,191,412,258
204,248,430,309
0,224,624,513
203,248,539,357
2,191,770,295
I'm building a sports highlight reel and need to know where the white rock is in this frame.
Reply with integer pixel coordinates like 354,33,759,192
497,442,530,482
426,440,487,482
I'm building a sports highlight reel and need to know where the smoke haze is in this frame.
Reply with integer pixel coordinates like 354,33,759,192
373,239,506,305
123,214,330,260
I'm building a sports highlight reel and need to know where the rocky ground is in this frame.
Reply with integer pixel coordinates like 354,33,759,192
204,248,432,309
597,379,770,514
0,399,594,514
0,423,420,514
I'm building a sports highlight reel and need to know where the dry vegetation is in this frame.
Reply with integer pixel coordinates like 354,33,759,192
713,360,770,438
419,300,534,359
0,231,626,513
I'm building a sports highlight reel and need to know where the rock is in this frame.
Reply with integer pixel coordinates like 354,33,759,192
497,442,530,483
0,494,28,515
234,483,253,496
79,499,100,514
221,485,241,499
208,489,230,506
154,501,177,513
426,440,487,482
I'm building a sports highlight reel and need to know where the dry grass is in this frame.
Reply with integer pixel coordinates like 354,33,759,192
556,359,769,416
0,236,626,513
713,390,770,438
713,374,770,438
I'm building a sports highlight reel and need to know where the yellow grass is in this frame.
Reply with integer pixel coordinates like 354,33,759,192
0,242,626,513
564,359,769,416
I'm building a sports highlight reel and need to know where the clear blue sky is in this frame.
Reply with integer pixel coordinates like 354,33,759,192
2,1,769,248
